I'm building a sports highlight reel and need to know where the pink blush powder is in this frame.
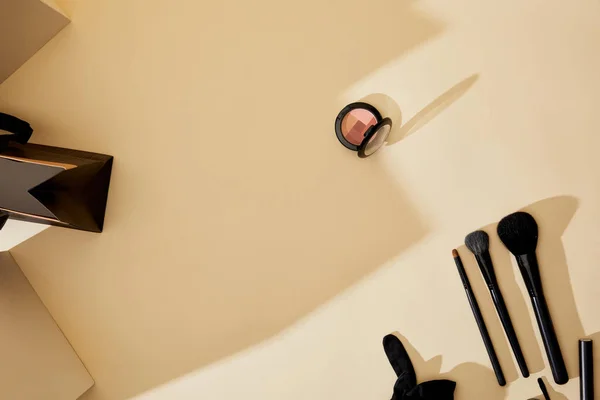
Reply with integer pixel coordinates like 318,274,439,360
341,109,377,145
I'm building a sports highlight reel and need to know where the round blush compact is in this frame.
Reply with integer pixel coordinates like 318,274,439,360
335,102,392,158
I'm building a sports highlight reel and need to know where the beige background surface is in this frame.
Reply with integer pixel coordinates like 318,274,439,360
0,0,69,84
0,219,48,251
1,0,599,399
0,252,93,399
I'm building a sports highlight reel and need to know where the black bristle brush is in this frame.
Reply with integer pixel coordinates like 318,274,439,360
465,230,530,378
497,211,569,385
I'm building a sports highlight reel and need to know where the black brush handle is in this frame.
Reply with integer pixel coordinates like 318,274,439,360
454,253,506,386
465,288,506,386
477,252,530,377
531,295,569,384
580,339,594,400
538,377,551,400
517,253,569,385
489,287,530,377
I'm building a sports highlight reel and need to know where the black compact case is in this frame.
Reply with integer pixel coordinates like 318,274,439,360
335,102,392,158
0,112,113,232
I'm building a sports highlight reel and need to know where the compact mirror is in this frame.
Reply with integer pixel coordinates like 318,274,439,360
335,102,392,158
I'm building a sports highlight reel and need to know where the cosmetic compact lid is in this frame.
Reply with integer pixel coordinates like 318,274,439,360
335,102,391,157
358,118,392,158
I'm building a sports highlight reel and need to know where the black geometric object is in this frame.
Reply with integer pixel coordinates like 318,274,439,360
0,210,8,231
0,142,113,232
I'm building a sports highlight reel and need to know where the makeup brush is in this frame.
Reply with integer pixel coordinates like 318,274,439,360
579,339,593,400
452,249,506,386
538,377,551,400
465,230,530,378
497,211,568,385
0,210,8,231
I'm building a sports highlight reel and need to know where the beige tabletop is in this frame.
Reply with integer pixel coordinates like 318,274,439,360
1,0,599,399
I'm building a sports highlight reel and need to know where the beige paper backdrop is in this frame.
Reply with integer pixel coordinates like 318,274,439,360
1,0,600,399
0,0,69,84
0,252,93,399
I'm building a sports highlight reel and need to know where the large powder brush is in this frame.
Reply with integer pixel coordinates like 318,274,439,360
497,211,568,385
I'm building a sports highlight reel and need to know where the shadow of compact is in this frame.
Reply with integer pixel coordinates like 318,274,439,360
456,196,584,392
374,74,479,146
357,74,478,148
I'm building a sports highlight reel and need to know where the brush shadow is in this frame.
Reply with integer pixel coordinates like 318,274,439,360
385,74,479,145
459,195,583,386
537,376,568,400
390,332,507,400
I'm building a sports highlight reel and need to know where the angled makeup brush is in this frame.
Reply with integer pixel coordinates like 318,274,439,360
0,210,8,231
497,211,568,385
452,249,506,386
465,230,530,378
